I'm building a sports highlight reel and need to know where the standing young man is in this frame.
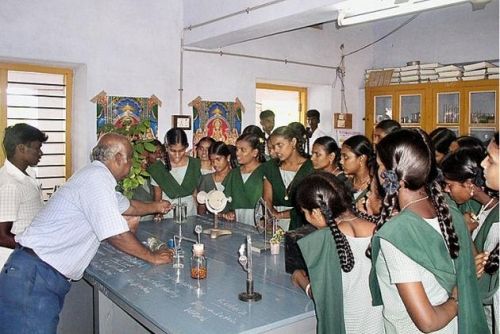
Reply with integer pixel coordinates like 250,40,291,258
306,109,327,154
259,109,275,139
0,123,47,267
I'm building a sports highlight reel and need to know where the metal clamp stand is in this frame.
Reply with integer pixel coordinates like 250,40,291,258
238,235,262,302
172,200,196,269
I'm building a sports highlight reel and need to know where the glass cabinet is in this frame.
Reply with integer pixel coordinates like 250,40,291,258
365,79,499,141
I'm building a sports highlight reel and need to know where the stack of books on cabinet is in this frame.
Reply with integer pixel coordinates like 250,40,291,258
365,61,498,86
462,61,496,81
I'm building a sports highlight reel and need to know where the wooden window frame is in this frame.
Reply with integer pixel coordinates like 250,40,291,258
0,63,73,178
256,83,308,123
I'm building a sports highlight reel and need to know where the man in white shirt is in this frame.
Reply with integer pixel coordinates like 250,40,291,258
306,109,328,154
0,123,47,267
0,133,173,333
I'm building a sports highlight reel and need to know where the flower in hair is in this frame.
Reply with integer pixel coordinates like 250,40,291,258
258,137,265,144
381,169,399,195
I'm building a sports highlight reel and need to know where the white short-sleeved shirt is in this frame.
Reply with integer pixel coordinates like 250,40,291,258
17,161,129,280
343,236,384,334
0,160,44,234
0,160,44,268
472,204,499,252
376,217,458,334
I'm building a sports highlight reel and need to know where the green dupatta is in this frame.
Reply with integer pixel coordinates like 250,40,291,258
262,159,313,230
298,228,345,334
369,207,488,333
222,165,264,210
474,204,499,303
147,157,201,198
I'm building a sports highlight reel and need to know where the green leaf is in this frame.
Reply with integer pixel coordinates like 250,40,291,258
144,142,157,152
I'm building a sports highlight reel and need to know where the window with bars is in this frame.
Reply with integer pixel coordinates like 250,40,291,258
0,64,73,200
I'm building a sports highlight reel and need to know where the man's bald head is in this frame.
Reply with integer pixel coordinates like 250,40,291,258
91,133,131,163
91,133,133,181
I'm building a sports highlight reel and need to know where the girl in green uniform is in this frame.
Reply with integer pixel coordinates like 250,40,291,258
222,132,266,225
481,132,500,333
369,128,488,333
442,148,499,332
149,128,201,218
195,136,216,175
197,141,236,215
292,172,383,334
340,135,376,213
263,126,313,231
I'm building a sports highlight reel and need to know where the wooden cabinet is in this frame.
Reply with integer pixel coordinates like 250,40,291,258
365,79,499,142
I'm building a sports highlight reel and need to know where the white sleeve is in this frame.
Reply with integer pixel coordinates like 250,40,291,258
380,239,425,284
115,191,131,214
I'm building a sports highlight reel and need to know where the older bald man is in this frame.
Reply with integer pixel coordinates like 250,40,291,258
0,133,173,333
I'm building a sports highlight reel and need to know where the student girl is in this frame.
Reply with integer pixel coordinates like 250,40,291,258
197,141,236,215
311,136,346,179
430,127,456,165
292,172,384,334
372,119,401,146
442,149,499,331
369,128,488,333
481,132,500,334
149,128,201,218
196,136,216,175
222,133,266,225
263,126,313,231
340,135,376,208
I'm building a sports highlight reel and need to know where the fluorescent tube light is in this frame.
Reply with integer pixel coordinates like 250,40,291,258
337,0,469,26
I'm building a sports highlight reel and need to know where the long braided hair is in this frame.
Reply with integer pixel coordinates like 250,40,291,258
295,172,355,272
367,129,459,259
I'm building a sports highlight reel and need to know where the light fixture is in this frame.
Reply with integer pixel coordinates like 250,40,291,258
337,0,471,26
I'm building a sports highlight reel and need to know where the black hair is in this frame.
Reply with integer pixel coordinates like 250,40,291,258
313,136,341,167
342,135,376,177
306,109,320,122
485,243,499,275
493,132,499,146
295,172,354,272
209,141,238,169
287,122,310,158
368,128,459,259
165,128,189,148
375,119,401,135
452,136,486,162
3,123,48,159
441,149,485,186
163,128,189,171
196,136,216,148
242,125,266,139
272,125,309,161
236,132,266,163
430,128,456,155
259,109,275,120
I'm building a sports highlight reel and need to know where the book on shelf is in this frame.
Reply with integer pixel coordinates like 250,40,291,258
487,67,499,74
488,74,499,79
462,75,486,81
401,75,420,82
463,61,496,72
435,65,462,73
438,77,461,82
438,70,463,78
464,69,487,76
420,63,441,69
400,64,420,71
420,74,438,80
420,69,436,75
400,69,420,76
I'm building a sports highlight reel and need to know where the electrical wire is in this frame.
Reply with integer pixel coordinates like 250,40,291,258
344,13,420,57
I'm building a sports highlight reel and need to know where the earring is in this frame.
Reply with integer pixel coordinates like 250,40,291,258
470,187,474,197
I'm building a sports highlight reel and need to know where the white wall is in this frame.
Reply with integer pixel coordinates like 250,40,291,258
0,0,183,171
1,0,498,170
